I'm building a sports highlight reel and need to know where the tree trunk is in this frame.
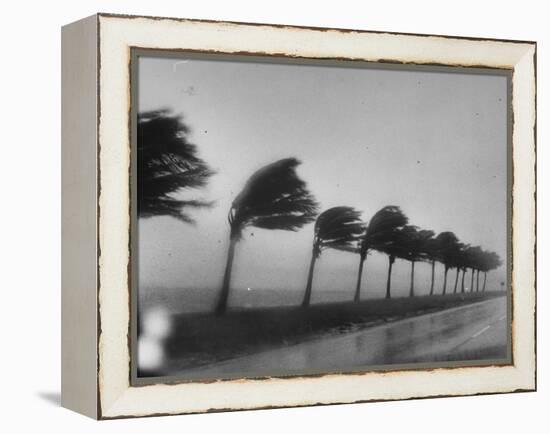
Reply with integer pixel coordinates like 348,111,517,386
216,236,237,315
482,272,487,292
476,269,480,292
442,266,449,295
453,268,460,293
385,255,395,299
470,268,475,292
409,261,416,297
429,260,435,296
302,250,317,307
461,268,466,293
354,254,366,302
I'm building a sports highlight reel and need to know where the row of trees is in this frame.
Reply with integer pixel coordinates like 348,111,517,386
302,205,503,308
138,110,502,316
215,158,502,314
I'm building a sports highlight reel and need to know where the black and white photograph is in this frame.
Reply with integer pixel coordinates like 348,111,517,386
1,0,544,428
134,52,510,381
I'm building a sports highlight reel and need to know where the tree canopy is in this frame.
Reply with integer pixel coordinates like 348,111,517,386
137,109,214,222
311,207,364,256
228,158,319,239
360,206,409,258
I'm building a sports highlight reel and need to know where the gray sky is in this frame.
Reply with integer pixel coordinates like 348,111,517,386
138,55,508,301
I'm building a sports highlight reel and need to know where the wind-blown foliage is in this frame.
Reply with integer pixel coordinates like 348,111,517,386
451,242,466,293
374,221,414,299
216,158,319,314
137,110,215,222
455,244,470,293
398,226,435,297
227,158,319,239
354,206,408,302
424,236,442,295
434,232,462,295
302,207,364,307
459,245,476,292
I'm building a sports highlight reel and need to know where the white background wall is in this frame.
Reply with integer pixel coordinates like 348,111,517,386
0,0,546,432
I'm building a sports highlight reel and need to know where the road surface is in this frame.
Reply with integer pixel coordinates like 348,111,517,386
182,296,508,379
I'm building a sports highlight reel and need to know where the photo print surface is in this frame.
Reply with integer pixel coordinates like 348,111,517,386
133,52,510,382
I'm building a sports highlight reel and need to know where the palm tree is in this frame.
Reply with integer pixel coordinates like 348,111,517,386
137,110,214,222
424,237,442,296
383,248,400,299
375,222,412,299
452,264,461,293
302,207,364,307
353,206,408,302
216,158,319,315
461,266,467,292
456,245,471,293
460,245,481,292
435,232,461,295
401,227,435,297
452,242,466,294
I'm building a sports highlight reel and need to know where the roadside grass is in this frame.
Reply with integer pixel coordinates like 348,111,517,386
150,291,505,376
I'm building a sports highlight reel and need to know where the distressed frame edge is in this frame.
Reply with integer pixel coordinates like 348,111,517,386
61,13,100,420
94,11,537,46
95,14,537,419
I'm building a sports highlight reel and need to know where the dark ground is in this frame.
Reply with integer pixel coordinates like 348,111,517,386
139,291,505,378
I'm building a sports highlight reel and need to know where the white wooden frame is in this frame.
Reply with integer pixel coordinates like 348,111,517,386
61,13,536,419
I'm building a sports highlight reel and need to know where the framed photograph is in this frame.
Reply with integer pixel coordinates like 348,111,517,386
61,13,536,419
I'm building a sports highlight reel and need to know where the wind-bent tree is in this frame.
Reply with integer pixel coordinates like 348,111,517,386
138,110,214,222
382,244,400,299
216,158,318,315
354,206,408,302
425,237,442,296
456,245,468,293
452,263,460,293
461,266,467,292
399,226,435,297
452,242,466,293
435,232,461,295
460,245,480,292
302,207,364,307
376,222,411,299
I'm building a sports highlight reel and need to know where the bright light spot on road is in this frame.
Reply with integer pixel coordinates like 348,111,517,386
142,306,172,339
247,287,251,291
138,336,164,371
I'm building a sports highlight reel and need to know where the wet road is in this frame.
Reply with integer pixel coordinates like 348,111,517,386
183,296,508,378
